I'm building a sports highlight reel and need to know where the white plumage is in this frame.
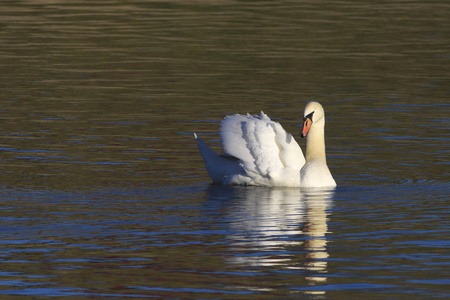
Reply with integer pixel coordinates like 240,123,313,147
195,101,336,188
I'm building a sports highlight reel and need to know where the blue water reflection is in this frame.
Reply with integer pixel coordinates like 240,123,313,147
205,185,334,293
0,182,448,298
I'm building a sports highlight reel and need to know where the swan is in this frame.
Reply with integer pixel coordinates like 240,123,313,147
194,101,336,188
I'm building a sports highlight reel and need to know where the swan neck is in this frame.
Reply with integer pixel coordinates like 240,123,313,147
305,121,326,162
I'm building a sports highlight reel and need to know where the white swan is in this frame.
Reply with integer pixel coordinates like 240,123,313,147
195,101,336,187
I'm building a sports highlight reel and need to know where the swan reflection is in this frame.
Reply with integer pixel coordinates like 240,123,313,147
206,185,334,290
301,189,332,285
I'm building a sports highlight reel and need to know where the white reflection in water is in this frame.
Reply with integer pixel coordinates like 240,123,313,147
208,186,334,289
302,189,331,286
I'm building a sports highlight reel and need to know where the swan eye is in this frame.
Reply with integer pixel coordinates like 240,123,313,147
303,111,314,122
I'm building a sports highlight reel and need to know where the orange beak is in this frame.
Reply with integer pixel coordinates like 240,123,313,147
301,118,312,138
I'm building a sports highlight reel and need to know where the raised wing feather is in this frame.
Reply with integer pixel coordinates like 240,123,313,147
220,112,305,176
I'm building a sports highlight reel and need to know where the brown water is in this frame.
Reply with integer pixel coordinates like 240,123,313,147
0,1,449,299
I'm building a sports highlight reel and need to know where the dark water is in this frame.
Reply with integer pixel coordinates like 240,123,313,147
0,0,449,298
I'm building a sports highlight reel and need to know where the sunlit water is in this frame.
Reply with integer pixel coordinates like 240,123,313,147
0,0,449,299
1,184,448,298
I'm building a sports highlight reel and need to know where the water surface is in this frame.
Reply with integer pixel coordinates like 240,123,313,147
0,0,449,298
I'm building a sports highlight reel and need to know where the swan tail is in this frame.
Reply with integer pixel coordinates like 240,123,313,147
195,134,243,184
195,134,219,161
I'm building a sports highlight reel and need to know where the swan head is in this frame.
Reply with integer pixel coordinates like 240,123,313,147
300,101,325,138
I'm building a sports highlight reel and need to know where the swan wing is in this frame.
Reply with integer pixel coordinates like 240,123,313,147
220,112,305,177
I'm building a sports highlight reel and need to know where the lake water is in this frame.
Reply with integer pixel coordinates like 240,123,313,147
0,0,449,298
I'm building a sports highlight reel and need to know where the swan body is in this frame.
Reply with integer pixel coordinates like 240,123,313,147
195,101,336,188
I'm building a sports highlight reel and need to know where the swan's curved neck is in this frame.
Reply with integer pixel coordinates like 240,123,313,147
305,119,326,162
